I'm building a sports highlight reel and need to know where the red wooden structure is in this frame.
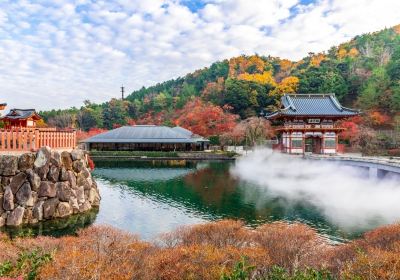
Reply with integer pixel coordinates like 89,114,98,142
0,106,76,151
266,94,359,154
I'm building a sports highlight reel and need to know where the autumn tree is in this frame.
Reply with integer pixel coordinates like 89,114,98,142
174,98,238,137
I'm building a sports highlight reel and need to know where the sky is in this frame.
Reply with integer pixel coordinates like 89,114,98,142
0,0,400,111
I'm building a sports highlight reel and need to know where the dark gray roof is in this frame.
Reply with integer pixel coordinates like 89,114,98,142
1,109,41,120
84,125,208,143
265,94,359,119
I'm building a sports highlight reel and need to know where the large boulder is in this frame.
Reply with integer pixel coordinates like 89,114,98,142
77,173,91,190
10,173,27,194
1,176,11,191
42,198,59,219
26,169,41,192
47,165,60,182
59,168,68,181
6,206,25,226
71,149,84,161
56,202,72,218
79,201,91,213
16,182,32,206
3,186,14,211
27,191,38,208
34,146,51,179
72,160,85,173
38,181,56,198
50,151,61,167
76,186,85,204
61,151,73,170
69,197,79,214
56,182,75,202
33,200,44,221
0,155,18,176
18,153,35,172
67,171,77,189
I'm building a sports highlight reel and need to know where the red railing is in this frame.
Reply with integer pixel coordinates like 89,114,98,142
0,128,76,151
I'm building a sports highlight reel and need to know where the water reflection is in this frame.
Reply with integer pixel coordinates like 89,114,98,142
1,208,98,238
92,160,352,242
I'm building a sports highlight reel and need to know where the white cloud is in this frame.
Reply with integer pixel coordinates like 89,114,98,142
0,0,399,110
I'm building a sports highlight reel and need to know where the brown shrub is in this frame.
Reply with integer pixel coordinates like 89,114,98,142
160,220,251,248
341,248,400,279
38,225,153,280
361,223,400,251
253,222,326,271
141,244,270,280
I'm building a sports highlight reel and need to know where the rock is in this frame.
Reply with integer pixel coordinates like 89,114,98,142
50,151,61,167
80,168,91,179
16,182,32,206
1,176,11,191
67,171,76,189
56,202,72,218
69,197,79,214
77,173,91,190
26,169,41,192
6,206,25,226
0,214,5,227
18,153,35,172
71,149,84,161
76,186,85,204
27,191,38,208
23,208,33,224
88,188,101,206
34,147,51,179
10,173,27,194
33,201,44,221
59,168,68,181
3,186,14,211
0,194,3,214
61,151,73,170
42,198,59,219
72,160,85,173
56,182,74,202
38,181,56,198
79,201,91,213
34,146,51,168
0,155,18,176
47,165,60,182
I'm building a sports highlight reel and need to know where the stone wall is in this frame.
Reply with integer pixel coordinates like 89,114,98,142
0,147,100,227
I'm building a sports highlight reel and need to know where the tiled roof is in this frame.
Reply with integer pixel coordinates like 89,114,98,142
1,109,41,120
265,94,359,119
84,125,208,143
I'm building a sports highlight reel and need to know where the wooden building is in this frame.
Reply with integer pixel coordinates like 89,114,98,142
266,94,359,154
83,125,209,152
1,109,42,129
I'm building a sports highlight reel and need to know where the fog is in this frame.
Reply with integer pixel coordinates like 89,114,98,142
231,149,400,231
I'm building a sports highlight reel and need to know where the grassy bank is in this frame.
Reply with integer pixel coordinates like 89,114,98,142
0,220,400,279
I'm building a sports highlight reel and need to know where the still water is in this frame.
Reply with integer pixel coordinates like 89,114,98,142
91,160,355,243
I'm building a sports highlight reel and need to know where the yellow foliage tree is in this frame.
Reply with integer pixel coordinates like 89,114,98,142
310,53,326,67
337,48,347,59
270,76,299,97
237,71,277,87
348,47,359,58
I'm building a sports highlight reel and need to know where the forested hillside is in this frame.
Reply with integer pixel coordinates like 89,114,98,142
41,24,400,136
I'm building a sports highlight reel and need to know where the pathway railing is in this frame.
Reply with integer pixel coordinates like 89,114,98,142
0,128,76,151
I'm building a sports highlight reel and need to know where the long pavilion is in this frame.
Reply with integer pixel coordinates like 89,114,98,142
265,93,359,154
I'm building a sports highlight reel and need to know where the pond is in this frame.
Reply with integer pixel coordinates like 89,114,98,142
4,150,400,242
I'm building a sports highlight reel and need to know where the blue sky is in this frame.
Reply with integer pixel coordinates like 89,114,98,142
0,0,399,110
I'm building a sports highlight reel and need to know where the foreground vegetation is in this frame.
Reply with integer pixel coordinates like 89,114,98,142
1,220,400,279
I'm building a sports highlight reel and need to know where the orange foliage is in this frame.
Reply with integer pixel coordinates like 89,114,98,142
337,48,347,59
368,111,391,126
174,98,239,136
310,53,326,66
237,71,277,86
348,47,359,58
229,55,266,77
76,127,108,141
339,119,360,143
394,24,400,34
279,59,293,73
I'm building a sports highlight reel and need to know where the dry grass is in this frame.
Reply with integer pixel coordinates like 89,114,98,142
0,220,400,279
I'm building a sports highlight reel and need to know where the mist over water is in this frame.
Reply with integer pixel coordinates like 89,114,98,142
231,149,400,231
